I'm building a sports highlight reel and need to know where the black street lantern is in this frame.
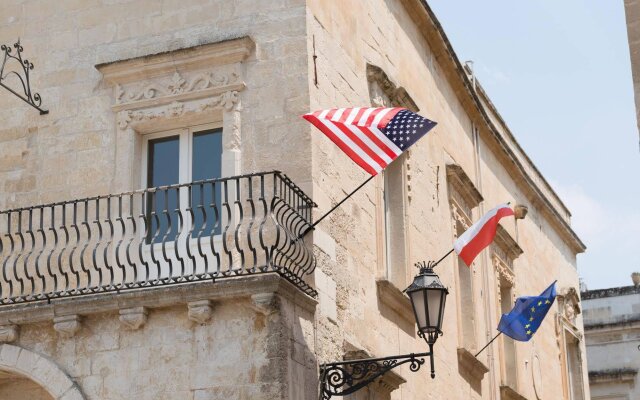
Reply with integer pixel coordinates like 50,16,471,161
405,261,449,377
318,261,449,399
406,260,448,346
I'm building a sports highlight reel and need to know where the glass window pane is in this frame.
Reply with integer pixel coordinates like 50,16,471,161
191,129,222,237
147,136,180,244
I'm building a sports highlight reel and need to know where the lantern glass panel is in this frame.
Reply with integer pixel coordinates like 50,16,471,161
426,289,442,331
410,290,426,329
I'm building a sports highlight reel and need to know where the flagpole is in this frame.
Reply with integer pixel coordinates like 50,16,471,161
430,248,454,268
299,175,375,239
474,332,502,358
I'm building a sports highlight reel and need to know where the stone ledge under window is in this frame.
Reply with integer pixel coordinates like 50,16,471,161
500,385,527,400
376,279,414,323
457,347,489,381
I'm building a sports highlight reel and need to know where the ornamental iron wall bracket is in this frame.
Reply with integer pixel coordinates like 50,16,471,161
318,348,434,400
0,40,48,115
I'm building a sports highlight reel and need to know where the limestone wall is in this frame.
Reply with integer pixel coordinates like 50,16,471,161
0,0,590,399
306,0,589,399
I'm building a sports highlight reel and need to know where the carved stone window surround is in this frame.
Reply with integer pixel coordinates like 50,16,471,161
369,64,418,303
446,164,483,221
96,37,254,192
446,164,483,360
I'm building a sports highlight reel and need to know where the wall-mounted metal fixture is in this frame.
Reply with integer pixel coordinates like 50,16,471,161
0,40,48,115
318,261,448,399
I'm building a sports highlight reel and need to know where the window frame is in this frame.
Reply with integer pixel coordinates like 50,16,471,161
139,122,224,253
140,122,223,189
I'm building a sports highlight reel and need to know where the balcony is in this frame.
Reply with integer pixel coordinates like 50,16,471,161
0,171,317,305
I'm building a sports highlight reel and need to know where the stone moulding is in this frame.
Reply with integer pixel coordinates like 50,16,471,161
0,275,316,327
375,279,415,323
116,90,240,129
499,385,528,400
0,324,19,343
119,307,148,330
96,37,255,85
446,164,483,210
53,315,81,338
493,225,523,262
250,293,278,315
187,300,214,324
0,344,86,400
457,347,489,381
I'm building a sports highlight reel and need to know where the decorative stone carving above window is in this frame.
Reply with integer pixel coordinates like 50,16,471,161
367,64,419,112
447,164,483,231
557,286,582,328
447,164,483,212
493,225,524,264
96,37,253,132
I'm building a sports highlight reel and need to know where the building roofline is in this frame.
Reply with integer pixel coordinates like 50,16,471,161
400,0,586,253
581,285,640,300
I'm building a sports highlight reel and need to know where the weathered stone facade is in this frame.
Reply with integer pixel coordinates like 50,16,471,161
625,0,640,141
0,0,588,399
582,277,640,400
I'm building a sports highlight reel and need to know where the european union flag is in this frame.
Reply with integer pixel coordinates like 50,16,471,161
498,281,557,342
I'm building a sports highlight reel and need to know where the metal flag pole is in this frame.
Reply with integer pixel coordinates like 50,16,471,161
430,248,454,268
299,175,375,239
474,332,502,357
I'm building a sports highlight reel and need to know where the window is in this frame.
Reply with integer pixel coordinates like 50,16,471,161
383,156,408,288
143,125,223,243
367,64,411,289
492,225,523,393
446,164,483,352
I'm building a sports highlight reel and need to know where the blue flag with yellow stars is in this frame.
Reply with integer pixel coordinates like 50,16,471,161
498,281,557,341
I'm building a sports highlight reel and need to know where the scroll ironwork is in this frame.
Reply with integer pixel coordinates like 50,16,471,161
0,171,317,304
0,40,48,115
318,352,431,399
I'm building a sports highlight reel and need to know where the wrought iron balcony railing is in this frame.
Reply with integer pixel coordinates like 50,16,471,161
0,171,317,304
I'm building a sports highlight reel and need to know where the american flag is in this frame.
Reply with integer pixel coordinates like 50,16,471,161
303,107,437,175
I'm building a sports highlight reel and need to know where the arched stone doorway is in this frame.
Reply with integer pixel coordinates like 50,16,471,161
0,344,84,400
0,370,54,400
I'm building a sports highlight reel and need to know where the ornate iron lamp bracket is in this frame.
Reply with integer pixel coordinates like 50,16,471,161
318,351,432,399
0,40,48,115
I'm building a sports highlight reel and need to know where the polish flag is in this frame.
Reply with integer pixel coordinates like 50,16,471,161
454,204,515,267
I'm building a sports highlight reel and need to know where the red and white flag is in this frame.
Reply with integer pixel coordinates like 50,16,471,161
454,203,515,267
302,107,437,175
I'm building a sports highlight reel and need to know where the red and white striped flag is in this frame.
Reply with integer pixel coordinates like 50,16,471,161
303,107,437,175
454,203,515,267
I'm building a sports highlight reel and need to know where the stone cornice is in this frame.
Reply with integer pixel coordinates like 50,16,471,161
589,368,638,384
399,0,586,254
446,164,483,209
0,274,316,326
376,278,415,323
457,347,489,381
493,225,523,261
96,37,255,85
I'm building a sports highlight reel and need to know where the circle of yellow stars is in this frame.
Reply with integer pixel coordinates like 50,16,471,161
524,299,552,336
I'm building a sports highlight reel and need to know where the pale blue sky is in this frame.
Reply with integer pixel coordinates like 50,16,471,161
429,0,640,290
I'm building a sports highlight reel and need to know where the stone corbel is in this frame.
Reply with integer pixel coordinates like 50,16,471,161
119,307,148,330
250,293,278,315
188,300,214,324
457,347,490,381
53,315,81,338
0,324,19,343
